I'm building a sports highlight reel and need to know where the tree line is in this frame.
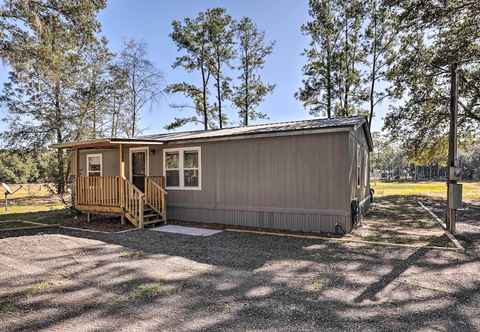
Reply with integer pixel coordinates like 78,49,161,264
1,0,479,188
371,133,480,181
0,2,274,189
298,0,480,168
166,9,275,130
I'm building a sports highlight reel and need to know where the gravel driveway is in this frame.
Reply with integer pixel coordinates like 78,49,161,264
0,198,479,331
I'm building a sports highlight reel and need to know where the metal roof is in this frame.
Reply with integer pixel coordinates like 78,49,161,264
139,116,368,140
52,116,373,150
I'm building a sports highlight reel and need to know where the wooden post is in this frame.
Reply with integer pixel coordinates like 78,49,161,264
74,148,80,207
139,198,144,229
119,144,126,225
119,144,125,179
447,62,459,234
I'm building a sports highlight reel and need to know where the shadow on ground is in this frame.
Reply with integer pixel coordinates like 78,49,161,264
0,196,479,331
349,195,452,247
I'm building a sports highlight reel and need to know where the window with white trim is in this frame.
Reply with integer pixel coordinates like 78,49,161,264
86,154,102,176
164,147,201,190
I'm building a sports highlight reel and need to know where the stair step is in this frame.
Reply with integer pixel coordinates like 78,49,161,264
144,213,160,218
144,219,164,226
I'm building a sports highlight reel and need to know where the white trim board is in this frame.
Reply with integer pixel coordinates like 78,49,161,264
129,146,150,182
163,146,202,191
86,153,103,176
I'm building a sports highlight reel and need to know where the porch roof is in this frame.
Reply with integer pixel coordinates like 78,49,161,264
51,116,373,151
50,137,165,149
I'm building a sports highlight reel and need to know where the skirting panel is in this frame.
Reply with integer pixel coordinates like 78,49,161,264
168,206,350,234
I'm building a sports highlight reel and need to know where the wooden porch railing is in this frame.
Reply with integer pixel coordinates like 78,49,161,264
146,176,165,189
76,176,122,207
145,177,167,221
122,178,144,228
74,176,166,228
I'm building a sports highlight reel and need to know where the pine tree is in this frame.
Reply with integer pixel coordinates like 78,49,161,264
362,0,397,129
233,17,275,126
167,11,216,130
384,0,480,161
0,0,106,193
296,0,344,118
207,8,235,128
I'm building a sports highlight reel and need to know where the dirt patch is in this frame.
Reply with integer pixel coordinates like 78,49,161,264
63,214,134,232
0,197,479,330
347,196,453,247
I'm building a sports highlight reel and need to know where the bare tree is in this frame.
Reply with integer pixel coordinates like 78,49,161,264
117,39,163,137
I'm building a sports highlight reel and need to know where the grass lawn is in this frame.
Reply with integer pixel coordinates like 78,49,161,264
0,221,32,229
0,184,70,224
371,180,480,201
0,183,53,199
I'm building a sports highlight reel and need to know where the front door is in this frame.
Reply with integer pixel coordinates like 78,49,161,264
130,148,148,192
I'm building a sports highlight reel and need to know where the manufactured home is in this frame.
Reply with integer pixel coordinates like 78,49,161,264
53,116,373,234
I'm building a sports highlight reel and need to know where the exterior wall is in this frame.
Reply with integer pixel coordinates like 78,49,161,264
162,132,352,234
76,149,120,176
70,131,359,234
347,126,371,222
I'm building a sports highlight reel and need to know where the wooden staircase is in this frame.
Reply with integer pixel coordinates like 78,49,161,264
75,175,167,229
143,204,164,226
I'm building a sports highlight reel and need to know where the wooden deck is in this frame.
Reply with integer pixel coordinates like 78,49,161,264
74,176,167,228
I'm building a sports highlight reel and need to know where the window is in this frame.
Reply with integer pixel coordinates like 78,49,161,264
86,154,102,176
164,147,201,190
356,144,361,188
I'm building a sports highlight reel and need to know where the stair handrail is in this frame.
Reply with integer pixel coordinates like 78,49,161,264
121,178,145,228
145,177,167,221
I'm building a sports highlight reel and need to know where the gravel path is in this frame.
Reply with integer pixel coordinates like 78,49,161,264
0,198,479,331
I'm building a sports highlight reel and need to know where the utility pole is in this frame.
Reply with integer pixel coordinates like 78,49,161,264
446,62,458,234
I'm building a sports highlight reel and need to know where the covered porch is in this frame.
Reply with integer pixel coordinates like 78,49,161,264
55,138,168,228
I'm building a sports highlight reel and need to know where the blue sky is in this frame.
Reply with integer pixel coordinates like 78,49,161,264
0,0,387,135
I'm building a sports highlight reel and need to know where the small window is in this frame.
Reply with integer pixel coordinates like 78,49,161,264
86,154,102,177
163,147,201,190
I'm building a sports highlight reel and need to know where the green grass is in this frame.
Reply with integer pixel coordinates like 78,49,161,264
371,181,480,201
120,250,145,259
128,283,172,300
27,281,53,295
0,221,32,229
0,202,66,216
0,184,70,224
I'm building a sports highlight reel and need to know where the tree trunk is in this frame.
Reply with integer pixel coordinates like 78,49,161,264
326,44,332,118
244,46,249,126
369,4,378,130
216,60,222,129
344,10,349,116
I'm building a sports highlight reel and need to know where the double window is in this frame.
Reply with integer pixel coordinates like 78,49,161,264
163,147,201,190
86,154,102,176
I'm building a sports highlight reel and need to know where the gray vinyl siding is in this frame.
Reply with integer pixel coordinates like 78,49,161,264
70,128,371,234
347,126,371,218
76,149,119,177
162,133,352,233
